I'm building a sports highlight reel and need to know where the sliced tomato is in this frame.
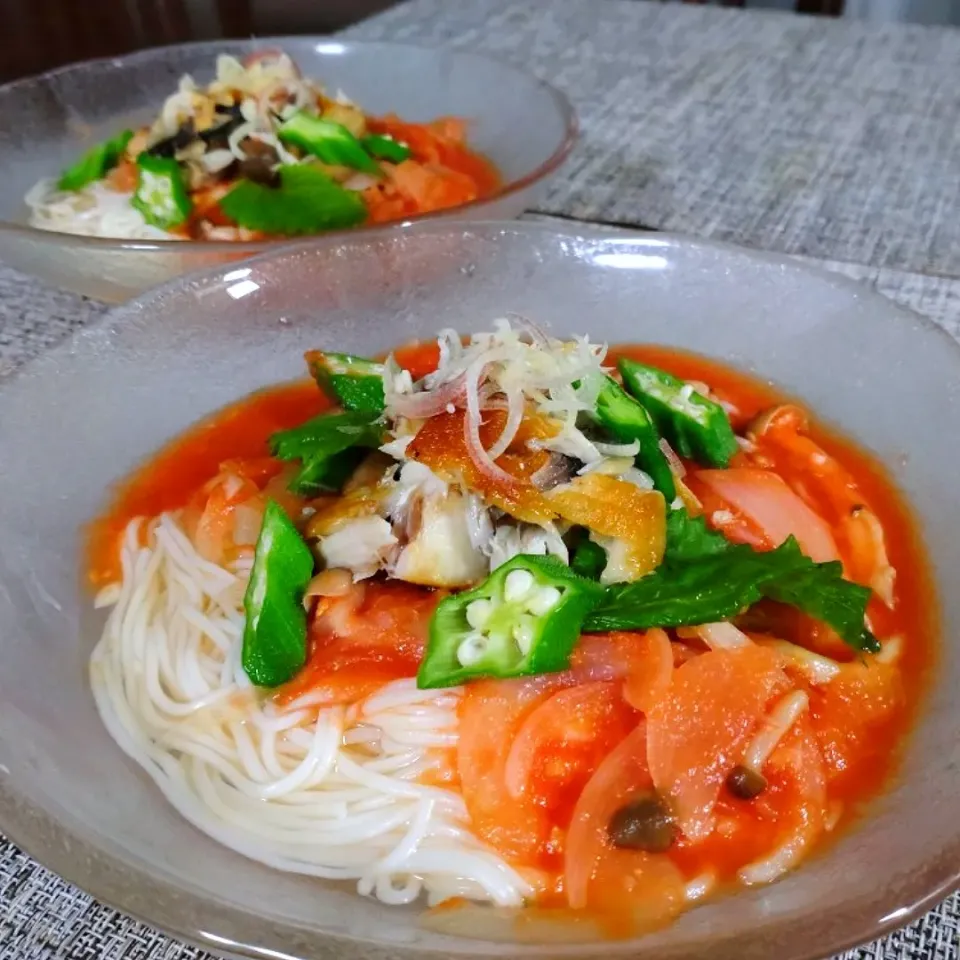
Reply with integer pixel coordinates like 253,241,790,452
564,722,686,931
621,630,675,714
368,114,500,195
646,645,791,840
458,675,569,864
747,406,896,601
185,469,264,564
691,467,839,563
275,580,440,707
807,659,904,785
503,682,636,812
569,631,674,713
748,405,860,526
105,157,137,192
387,159,479,212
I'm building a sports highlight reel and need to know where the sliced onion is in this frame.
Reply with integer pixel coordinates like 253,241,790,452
659,437,686,477
464,494,495,552
390,381,464,420
463,356,519,488
484,386,524,460
255,81,286,124
232,501,264,546
594,439,641,458
388,374,467,420
434,328,464,374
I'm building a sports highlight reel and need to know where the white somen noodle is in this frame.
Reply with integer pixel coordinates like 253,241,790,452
90,513,530,906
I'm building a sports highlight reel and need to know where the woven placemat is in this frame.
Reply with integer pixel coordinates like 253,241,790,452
344,0,960,279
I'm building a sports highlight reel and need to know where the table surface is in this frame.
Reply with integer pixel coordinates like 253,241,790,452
1,0,960,957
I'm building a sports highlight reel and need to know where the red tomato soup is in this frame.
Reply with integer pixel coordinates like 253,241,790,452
86,342,935,939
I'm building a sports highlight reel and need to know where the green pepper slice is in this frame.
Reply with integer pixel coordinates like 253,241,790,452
417,554,604,689
570,538,607,581
58,129,134,192
131,154,192,229
307,350,386,414
618,358,738,468
219,165,367,236
242,500,315,688
278,112,381,175
594,375,676,500
270,409,384,495
360,134,412,164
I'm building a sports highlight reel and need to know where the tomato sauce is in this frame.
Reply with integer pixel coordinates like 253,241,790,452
604,344,935,891
86,341,935,934
86,381,328,587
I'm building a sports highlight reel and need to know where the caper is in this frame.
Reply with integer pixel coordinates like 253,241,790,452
726,764,768,800
606,792,677,853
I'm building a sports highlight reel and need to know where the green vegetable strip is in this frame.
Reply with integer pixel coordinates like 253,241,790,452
131,154,192,229
618,358,739,468
361,134,412,163
291,448,367,495
594,375,676,500
570,539,607,581
307,351,386,414
58,129,134,192
270,409,384,495
219,165,367,236
418,555,605,689
242,500,315,687
762,564,877,653
278,112,381,175
663,509,736,564
586,513,879,653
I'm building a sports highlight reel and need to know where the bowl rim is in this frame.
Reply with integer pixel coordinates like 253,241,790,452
1,219,959,959
0,37,578,252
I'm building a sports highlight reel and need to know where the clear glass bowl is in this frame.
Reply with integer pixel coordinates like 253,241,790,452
0,40,576,302
0,222,957,960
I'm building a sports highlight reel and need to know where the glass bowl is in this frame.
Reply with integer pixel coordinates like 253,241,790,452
0,40,575,303
0,222,957,960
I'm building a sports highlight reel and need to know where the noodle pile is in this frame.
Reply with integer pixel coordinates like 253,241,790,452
25,179,175,241
90,513,530,906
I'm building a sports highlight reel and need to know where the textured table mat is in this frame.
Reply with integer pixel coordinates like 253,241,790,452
1,224,960,958
344,0,960,278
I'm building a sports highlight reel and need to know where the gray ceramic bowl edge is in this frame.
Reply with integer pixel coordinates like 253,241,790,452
0,221,957,960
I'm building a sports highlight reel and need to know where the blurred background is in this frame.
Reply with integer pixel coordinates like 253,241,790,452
1,0,956,84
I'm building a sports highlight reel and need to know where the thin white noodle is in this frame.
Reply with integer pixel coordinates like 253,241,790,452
26,179,176,241
90,512,530,906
